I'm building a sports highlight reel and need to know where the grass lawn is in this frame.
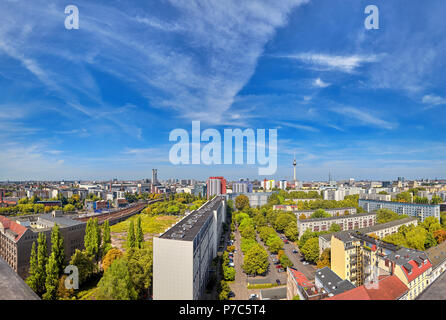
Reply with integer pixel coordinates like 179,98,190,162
110,214,180,235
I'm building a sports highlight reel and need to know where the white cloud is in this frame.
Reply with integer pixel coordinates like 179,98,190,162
422,94,446,106
313,78,330,88
331,106,396,130
279,53,378,73
277,121,319,132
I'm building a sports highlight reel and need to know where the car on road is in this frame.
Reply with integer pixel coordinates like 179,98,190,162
283,239,289,244
229,262,235,267
292,249,298,253
228,291,235,298
278,268,285,273
275,264,283,269
276,279,281,285
249,294,258,300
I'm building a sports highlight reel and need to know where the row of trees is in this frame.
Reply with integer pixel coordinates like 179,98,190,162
383,217,442,251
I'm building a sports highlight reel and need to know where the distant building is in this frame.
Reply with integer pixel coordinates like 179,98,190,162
359,199,440,222
227,192,272,208
206,177,227,199
192,184,207,198
275,206,357,218
232,181,253,194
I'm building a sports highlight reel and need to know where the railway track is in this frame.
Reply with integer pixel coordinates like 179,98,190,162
76,199,162,224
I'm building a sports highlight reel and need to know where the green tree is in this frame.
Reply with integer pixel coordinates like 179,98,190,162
301,238,319,263
274,213,295,232
279,254,293,268
84,218,100,259
69,249,96,285
35,233,48,294
102,220,112,255
329,223,341,233
127,220,136,249
43,253,59,300
235,194,250,211
298,229,317,249
50,223,64,274
242,244,269,275
240,224,256,240
223,266,236,281
422,217,441,233
126,247,153,296
26,242,38,293
63,204,76,213
266,234,283,253
97,259,138,300
135,216,144,249
102,248,124,272
311,209,330,219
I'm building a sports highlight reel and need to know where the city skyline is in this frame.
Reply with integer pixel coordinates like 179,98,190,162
1,0,446,181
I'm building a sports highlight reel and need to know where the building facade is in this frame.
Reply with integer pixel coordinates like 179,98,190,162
297,212,376,238
153,196,226,300
206,177,227,199
318,217,418,254
359,199,440,222
0,212,86,279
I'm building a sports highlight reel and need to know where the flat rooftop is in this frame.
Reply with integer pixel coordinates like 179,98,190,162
160,196,224,241
359,199,440,207
319,217,417,241
0,257,40,300
300,211,375,222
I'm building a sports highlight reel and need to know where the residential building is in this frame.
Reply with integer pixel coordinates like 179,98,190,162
359,193,391,201
330,231,432,299
314,267,356,297
286,267,327,300
0,212,86,279
318,217,418,254
297,212,376,238
206,177,227,199
425,241,446,283
324,274,408,300
359,199,440,222
232,181,253,194
288,207,357,218
153,196,226,300
227,192,272,208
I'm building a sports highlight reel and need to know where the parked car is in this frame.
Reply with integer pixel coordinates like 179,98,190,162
274,261,280,265
228,291,235,298
249,294,258,300
283,239,289,244
276,279,281,285
292,249,298,253
275,264,282,269
302,261,309,265
229,262,235,267
278,268,285,273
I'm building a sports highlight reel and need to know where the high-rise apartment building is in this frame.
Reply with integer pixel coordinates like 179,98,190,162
153,196,226,300
206,177,226,199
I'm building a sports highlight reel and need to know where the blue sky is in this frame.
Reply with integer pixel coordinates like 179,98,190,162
0,0,445,181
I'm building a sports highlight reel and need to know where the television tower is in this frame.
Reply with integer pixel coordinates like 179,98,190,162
293,153,297,186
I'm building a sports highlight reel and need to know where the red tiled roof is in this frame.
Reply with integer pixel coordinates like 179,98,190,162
401,259,432,283
325,275,408,300
0,216,28,242
289,268,314,288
